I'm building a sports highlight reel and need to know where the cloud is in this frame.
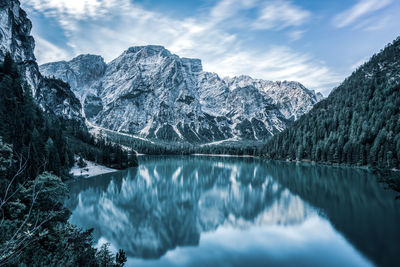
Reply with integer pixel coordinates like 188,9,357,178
23,0,127,32
23,0,118,19
209,0,256,23
354,16,391,31
287,30,306,41
350,57,369,70
33,36,71,64
206,46,340,92
253,1,311,30
332,0,393,28
23,0,338,92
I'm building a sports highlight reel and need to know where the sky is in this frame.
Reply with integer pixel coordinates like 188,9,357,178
22,0,400,95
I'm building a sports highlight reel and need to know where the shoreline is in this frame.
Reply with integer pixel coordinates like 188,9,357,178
192,153,257,158
70,160,118,178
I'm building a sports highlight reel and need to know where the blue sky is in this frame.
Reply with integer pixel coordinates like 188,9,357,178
22,0,400,95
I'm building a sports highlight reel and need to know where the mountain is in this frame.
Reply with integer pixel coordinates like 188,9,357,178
40,46,322,144
0,0,137,172
0,0,84,124
224,75,323,120
263,37,400,169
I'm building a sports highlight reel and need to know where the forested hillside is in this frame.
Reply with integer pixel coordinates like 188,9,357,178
94,127,264,156
0,55,134,265
263,37,400,169
0,53,137,179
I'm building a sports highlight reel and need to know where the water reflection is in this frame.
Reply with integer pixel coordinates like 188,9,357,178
264,161,400,267
65,156,400,267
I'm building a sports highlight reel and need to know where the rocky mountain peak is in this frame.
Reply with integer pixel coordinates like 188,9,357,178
40,54,107,100
224,76,320,120
125,45,175,59
0,0,39,92
0,0,84,124
0,0,35,62
127,45,166,53
41,44,323,143
121,46,203,73
70,54,105,67
181,58,203,73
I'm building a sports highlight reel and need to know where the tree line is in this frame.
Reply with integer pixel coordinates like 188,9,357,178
262,37,400,170
98,128,264,156
0,53,133,265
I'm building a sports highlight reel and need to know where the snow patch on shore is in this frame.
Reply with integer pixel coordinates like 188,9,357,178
70,160,117,178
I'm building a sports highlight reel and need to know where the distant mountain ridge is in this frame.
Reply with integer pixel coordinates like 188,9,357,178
40,45,322,144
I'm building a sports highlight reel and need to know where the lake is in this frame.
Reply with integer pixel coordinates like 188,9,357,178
65,156,400,267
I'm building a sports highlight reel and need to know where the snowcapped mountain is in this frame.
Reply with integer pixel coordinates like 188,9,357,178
225,76,323,121
0,0,84,124
40,54,107,101
41,46,321,144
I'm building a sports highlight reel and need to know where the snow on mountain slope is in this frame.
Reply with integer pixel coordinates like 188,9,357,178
40,45,321,143
40,55,107,101
225,75,322,120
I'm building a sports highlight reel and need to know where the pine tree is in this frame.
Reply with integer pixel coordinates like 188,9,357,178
96,243,114,267
115,249,127,267
2,52,13,74
263,37,400,170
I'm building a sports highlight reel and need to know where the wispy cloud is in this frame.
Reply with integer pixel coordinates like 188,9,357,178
287,30,306,41
354,16,391,31
333,0,393,28
209,0,256,23
253,1,311,30
33,36,70,64
206,46,340,92
23,0,338,92
24,0,119,19
350,57,369,70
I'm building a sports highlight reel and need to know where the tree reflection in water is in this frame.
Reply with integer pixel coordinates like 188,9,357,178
65,156,400,267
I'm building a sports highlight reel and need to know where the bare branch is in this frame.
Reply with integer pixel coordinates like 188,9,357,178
0,176,61,265
1,149,30,210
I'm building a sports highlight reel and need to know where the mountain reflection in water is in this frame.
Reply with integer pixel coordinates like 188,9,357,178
65,156,400,267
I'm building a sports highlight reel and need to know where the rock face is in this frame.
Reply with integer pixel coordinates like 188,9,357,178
40,54,107,100
224,76,323,121
41,46,321,143
0,0,84,124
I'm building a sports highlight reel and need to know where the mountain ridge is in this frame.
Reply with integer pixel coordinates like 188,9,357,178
40,45,322,144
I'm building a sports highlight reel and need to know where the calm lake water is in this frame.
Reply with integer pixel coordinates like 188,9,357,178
65,156,400,267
